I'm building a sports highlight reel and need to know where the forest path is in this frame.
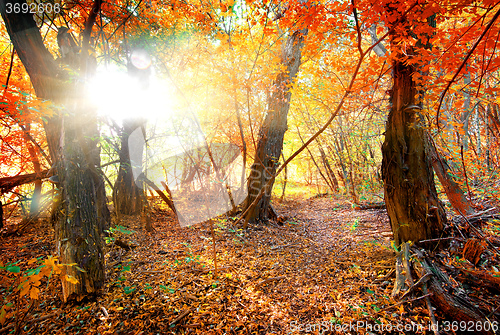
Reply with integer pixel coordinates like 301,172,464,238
275,195,393,255
1,195,401,334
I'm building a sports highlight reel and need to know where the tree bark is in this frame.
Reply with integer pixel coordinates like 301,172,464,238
243,28,307,224
381,12,446,245
382,59,446,245
113,119,146,216
427,139,475,215
1,0,107,301
0,201,3,229
0,169,52,193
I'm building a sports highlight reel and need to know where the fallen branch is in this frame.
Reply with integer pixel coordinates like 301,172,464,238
0,169,52,193
353,202,386,210
413,249,494,334
141,176,182,222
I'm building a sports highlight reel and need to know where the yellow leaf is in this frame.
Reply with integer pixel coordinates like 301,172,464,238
19,284,30,297
28,258,38,265
29,274,42,283
30,287,40,300
65,275,79,284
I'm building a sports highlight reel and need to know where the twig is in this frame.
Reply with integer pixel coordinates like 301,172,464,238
423,283,439,335
419,237,463,243
169,308,194,327
466,207,496,219
401,273,432,300
138,270,164,274
100,306,109,319
372,268,395,284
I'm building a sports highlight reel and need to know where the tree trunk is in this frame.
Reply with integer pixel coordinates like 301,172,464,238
1,0,108,301
318,142,339,192
113,119,146,216
381,60,446,246
55,104,106,301
242,28,307,224
427,138,475,215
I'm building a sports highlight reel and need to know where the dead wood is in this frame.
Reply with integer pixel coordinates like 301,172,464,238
169,308,194,327
457,267,500,293
0,169,52,193
463,238,485,265
413,249,494,334
353,202,386,210
391,250,407,298
141,176,180,221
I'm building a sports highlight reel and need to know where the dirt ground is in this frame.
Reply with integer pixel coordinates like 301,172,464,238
1,194,496,334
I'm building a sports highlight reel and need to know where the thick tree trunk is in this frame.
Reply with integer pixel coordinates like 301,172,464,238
55,105,105,301
113,119,145,216
382,60,446,246
1,0,107,301
243,29,307,224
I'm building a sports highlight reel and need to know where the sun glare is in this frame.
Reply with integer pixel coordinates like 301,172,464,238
88,68,176,124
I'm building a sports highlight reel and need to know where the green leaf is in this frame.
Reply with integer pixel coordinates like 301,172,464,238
123,286,136,294
6,265,21,273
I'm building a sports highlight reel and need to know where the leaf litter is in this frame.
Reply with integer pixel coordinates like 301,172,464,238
0,194,499,334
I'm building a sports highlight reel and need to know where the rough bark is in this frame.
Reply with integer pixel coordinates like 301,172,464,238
243,28,307,224
414,250,493,334
381,56,446,246
1,0,107,301
55,107,105,300
381,9,446,246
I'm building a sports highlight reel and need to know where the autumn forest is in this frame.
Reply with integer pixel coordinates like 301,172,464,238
1,0,500,333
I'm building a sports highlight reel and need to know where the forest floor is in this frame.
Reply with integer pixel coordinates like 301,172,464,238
0,194,499,334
